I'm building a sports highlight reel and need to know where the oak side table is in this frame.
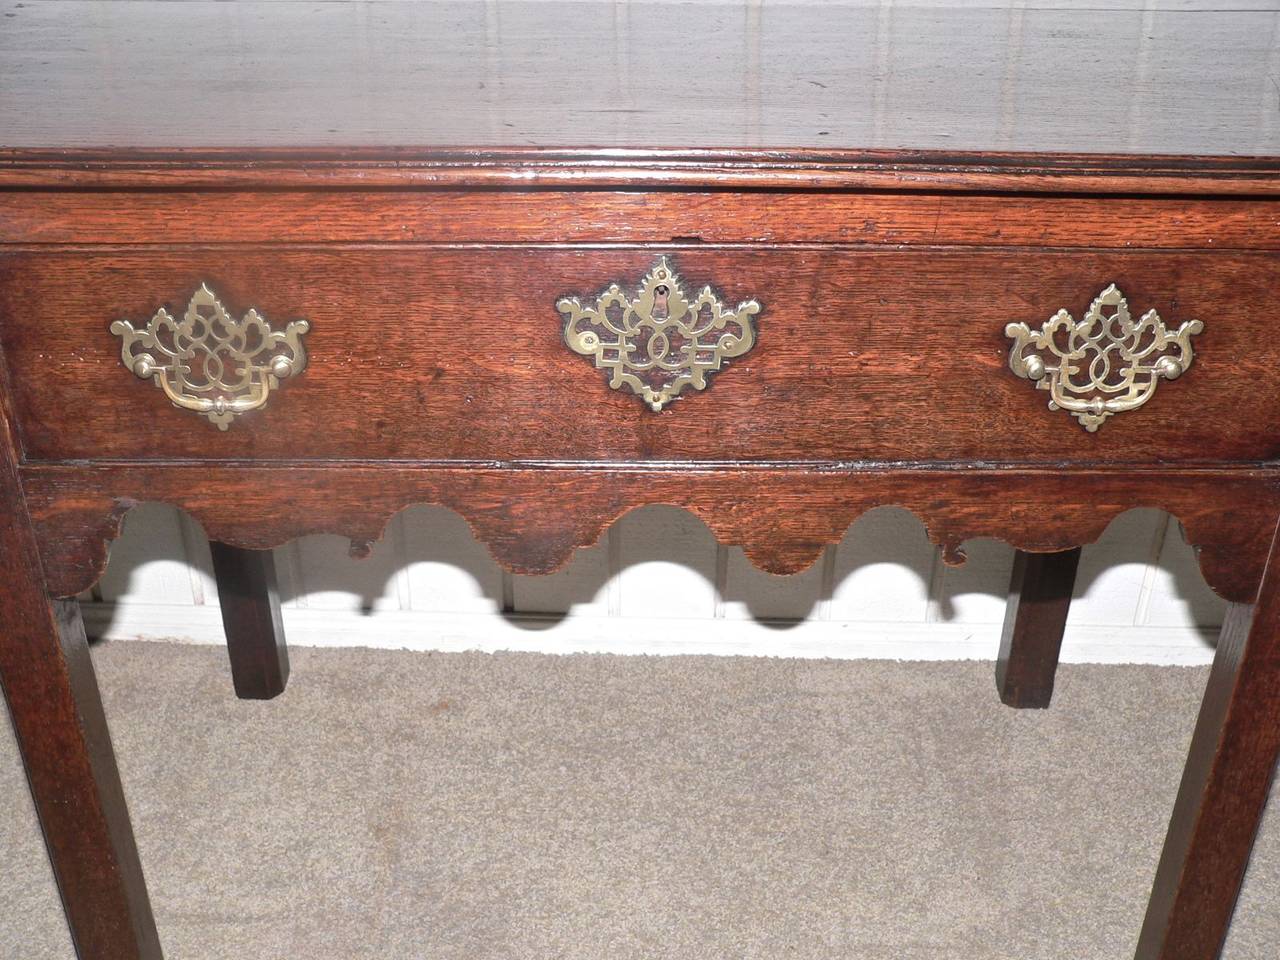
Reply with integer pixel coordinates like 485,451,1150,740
3,2,1279,958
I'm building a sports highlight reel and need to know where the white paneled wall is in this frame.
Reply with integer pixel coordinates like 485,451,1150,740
81,504,1225,665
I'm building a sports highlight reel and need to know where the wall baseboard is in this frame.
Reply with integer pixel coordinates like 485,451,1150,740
81,602,1218,666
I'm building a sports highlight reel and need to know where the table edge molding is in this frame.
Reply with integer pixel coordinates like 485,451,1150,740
3,147,1280,195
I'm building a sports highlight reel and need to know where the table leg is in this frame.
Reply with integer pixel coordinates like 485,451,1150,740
996,547,1081,708
210,542,289,700
1,431,161,957
1136,538,1280,958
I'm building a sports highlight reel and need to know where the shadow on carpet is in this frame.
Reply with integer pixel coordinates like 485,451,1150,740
1,643,1276,960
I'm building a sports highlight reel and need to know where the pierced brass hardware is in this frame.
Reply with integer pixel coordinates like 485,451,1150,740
111,284,310,430
1005,284,1202,432
558,257,760,411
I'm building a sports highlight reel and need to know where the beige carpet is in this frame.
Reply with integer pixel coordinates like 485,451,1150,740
1,643,1277,960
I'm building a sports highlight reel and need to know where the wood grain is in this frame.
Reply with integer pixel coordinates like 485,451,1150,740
20,463,1279,606
0,369,160,959
209,542,289,701
3,149,1280,194
3,247,1276,466
1137,573,1280,958
996,548,1081,709
4,11,1280,948
5,189,1280,247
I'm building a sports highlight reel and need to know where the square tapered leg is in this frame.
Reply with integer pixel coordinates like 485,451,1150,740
1137,535,1280,958
210,543,289,700
1,415,161,959
997,548,1082,709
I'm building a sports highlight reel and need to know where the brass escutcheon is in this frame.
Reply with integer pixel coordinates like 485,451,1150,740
111,284,310,429
558,257,760,411
1005,284,1202,432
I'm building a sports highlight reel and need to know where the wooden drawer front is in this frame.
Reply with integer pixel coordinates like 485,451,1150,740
1,247,1276,464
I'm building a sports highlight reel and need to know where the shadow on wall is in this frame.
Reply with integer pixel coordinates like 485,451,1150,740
86,502,1225,642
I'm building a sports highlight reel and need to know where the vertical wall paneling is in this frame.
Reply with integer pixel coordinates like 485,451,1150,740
615,505,719,620
1131,516,1172,627
712,546,729,620
401,506,504,616
176,511,215,607
606,527,624,618
722,546,826,622
289,534,402,613
826,507,935,624
82,500,1220,665
996,0,1026,148
390,513,414,614
98,504,199,607
511,531,612,617
1065,508,1167,628
1145,519,1228,630
275,543,307,612
931,539,1016,626
1255,12,1280,153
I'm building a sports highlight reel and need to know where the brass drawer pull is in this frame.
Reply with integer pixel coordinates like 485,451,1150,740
1005,284,1202,432
111,284,310,430
558,257,760,411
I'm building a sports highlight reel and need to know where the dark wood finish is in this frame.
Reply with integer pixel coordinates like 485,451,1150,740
22,464,1279,607
997,548,1082,709
0,386,160,958
4,149,1280,194
7,188,1280,246
209,542,289,701
3,2,1280,157
5,3,1280,946
4,247,1279,466
1137,532,1280,959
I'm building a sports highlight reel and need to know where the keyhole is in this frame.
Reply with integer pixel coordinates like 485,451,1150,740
654,284,669,318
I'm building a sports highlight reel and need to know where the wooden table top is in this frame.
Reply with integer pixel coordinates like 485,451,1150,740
5,8,1280,960
2,0,1279,157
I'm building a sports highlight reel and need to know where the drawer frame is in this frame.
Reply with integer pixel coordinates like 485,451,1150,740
3,147,1280,960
